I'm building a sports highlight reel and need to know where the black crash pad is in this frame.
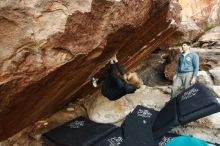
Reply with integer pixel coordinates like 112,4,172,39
121,136,152,146
177,83,220,124
42,117,116,146
122,105,157,146
152,99,180,138
93,128,123,146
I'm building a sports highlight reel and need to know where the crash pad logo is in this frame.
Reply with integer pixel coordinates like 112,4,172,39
181,87,199,101
68,120,85,128
137,109,152,118
158,136,173,146
107,136,123,146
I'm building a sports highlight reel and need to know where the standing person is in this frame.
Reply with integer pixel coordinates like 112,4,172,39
92,55,143,101
171,42,200,99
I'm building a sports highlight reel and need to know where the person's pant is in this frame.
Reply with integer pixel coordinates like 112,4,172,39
171,72,193,99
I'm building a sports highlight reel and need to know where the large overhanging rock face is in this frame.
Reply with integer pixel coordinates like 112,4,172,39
0,0,181,140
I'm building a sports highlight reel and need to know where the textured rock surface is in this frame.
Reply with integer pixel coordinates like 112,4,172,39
208,0,220,25
179,0,212,26
0,0,181,140
175,0,220,42
209,69,220,85
178,18,203,42
197,71,214,85
164,48,179,80
198,26,220,42
132,49,171,86
207,85,220,98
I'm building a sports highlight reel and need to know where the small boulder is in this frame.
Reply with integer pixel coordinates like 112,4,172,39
209,69,220,85
197,71,214,85
199,26,220,43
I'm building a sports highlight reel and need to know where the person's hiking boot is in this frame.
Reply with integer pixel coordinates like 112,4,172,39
92,77,98,87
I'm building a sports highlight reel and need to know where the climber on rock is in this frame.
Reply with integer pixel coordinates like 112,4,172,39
92,55,143,101
171,41,200,99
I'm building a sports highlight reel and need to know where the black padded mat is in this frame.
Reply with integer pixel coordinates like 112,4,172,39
177,83,220,124
42,117,116,146
122,105,156,146
93,128,123,146
152,99,180,138
121,136,152,146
